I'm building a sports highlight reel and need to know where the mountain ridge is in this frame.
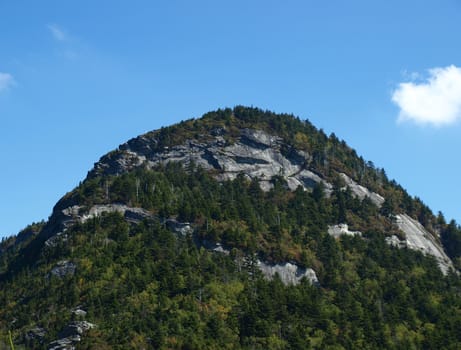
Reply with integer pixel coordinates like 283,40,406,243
80,106,453,273
2,106,461,349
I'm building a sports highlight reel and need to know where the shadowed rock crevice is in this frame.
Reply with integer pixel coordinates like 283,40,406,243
201,148,222,170
233,156,271,165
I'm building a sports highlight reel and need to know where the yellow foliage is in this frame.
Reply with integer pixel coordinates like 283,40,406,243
294,132,310,150
79,257,93,272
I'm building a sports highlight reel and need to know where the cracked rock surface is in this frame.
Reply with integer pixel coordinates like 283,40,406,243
91,128,333,193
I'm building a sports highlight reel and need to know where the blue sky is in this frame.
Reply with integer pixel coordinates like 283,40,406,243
1,0,461,237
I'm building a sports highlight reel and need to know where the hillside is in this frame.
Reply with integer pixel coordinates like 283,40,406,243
1,106,461,349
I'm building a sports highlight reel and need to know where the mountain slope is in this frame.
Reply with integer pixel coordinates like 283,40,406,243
1,106,461,349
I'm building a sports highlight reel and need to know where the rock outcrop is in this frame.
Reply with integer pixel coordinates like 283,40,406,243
49,260,76,278
91,128,333,194
165,219,193,236
71,307,87,318
44,204,154,247
48,321,95,350
328,224,362,238
25,327,47,344
339,173,385,207
393,214,453,274
81,204,153,224
257,261,319,286
202,241,319,286
385,235,406,248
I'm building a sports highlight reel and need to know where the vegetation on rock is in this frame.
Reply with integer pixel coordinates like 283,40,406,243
2,106,461,349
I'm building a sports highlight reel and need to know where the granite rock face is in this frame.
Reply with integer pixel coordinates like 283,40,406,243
394,214,453,274
48,321,95,350
44,204,154,247
44,232,69,248
257,261,319,286
90,128,333,194
339,173,385,207
328,224,362,238
81,204,153,224
202,241,319,286
385,235,406,248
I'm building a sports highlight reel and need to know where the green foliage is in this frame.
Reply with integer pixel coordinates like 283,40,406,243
441,220,461,268
1,165,461,348
1,106,461,348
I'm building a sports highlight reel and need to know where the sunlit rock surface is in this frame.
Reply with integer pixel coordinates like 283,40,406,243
395,214,453,274
203,241,319,286
339,173,385,207
328,224,362,238
257,261,319,286
91,128,333,194
81,204,152,224
48,321,95,350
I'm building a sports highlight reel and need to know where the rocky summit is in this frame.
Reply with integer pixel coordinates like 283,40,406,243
88,112,452,274
1,106,461,349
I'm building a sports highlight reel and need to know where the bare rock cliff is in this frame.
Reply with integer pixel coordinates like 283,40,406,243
26,126,455,276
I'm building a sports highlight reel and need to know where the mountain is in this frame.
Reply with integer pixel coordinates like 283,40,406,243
1,106,461,349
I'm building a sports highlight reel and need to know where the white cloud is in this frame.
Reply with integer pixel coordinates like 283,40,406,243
48,24,68,41
392,65,461,127
0,72,15,92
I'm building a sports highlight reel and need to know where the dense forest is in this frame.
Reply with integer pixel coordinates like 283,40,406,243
1,107,461,349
